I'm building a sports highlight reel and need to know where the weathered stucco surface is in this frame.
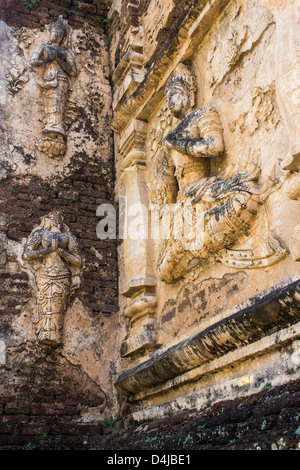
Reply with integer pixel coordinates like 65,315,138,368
111,0,300,439
0,0,300,450
0,1,121,450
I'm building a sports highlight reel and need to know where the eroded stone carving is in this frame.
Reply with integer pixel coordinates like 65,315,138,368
207,3,273,89
262,0,300,171
261,1,300,260
23,212,82,347
0,234,7,266
30,16,78,158
285,173,300,260
155,63,285,283
229,82,281,135
0,216,7,266
7,68,29,95
16,27,35,50
87,87,104,114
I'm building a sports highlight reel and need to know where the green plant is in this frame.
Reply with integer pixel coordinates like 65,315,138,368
61,7,72,15
24,432,52,450
22,0,40,10
197,422,207,431
8,187,19,194
183,434,193,447
145,436,158,443
91,12,116,34
24,441,36,450
103,414,120,427
115,44,121,67
261,382,272,391
35,432,53,449
106,35,112,45
95,168,104,177
24,430,71,450
91,16,108,29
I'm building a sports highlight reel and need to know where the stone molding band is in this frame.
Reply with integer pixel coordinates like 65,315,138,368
115,276,300,395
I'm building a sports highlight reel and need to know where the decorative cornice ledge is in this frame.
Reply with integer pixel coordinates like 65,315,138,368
114,276,300,396
111,0,231,134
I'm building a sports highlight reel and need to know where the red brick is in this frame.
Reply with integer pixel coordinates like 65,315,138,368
0,424,14,434
76,3,97,14
49,422,102,436
4,403,31,415
21,424,49,436
31,403,79,416
0,415,29,425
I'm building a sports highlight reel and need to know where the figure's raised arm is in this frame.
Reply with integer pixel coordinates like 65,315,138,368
30,44,45,67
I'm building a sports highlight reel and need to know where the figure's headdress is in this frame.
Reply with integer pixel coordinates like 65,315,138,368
44,211,64,226
165,63,197,107
166,63,196,95
49,16,68,43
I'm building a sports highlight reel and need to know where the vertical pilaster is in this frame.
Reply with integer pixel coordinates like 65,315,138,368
119,120,162,357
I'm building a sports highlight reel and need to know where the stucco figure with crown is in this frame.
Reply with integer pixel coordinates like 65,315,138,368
30,16,77,157
23,212,82,347
156,63,274,283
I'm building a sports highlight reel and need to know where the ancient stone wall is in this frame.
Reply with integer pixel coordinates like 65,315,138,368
0,0,111,29
111,0,300,429
1,0,300,451
0,0,121,450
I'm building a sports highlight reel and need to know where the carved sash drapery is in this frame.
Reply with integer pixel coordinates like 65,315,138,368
23,212,82,347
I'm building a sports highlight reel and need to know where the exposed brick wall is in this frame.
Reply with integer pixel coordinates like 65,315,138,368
0,271,31,316
140,0,193,70
0,168,118,316
0,0,111,29
0,344,106,450
109,0,197,82
0,0,119,450
0,166,118,450
1,362,299,449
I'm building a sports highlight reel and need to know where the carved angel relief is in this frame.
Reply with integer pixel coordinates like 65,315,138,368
153,63,287,284
149,104,175,203
262,0,300,171
259,1,300,260
30,16,78,158
23,212,82,347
